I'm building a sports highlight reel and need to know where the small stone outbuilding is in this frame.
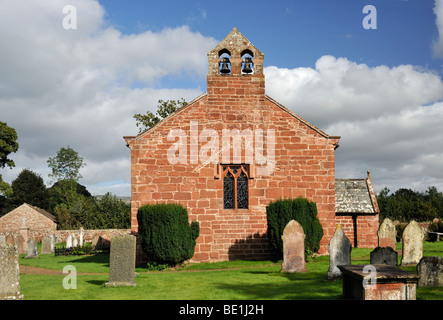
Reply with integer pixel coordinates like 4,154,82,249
0,203,57,234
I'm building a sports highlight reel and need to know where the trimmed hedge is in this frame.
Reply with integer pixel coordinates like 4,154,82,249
137,203,199,265
266,197,323,259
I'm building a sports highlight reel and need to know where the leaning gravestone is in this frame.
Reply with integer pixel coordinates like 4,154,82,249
401,220,424,266
370,246,398,266
26,238,38,258
106,235,137,287
41,236,53,254
417,256,443,287
327,225,352,280
0,242,24,299
378,218,396,249
280,220,307,273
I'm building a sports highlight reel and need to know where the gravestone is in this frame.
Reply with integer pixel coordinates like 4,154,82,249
72,236,79,248
280,220,307,273
0,242,24,300
66,234,73,248
378,218,396,249
106,235,137,287
26,238,38,258
328,225,352,280
79,228,84,247
41,236,53,254
401,220,424,266
370,246,398,266
417,256,443,287
50,234,57,253
0,234,5,243
15,234,26,255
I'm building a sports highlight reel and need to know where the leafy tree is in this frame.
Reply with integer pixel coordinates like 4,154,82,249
0,121,19,197
8,169,50,211
47,146,85,183
133,99,187,133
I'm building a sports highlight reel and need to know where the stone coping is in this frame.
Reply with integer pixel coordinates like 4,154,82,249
338,264,419,283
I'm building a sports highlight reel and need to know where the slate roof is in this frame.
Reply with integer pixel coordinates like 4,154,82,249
335,171,380,214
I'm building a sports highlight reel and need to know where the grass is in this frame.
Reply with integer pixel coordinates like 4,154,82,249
18,242,443,300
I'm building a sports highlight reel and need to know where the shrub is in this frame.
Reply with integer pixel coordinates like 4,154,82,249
266,197,323,260
137,203,199,266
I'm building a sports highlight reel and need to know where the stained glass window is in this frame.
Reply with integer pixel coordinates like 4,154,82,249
222,164,249,210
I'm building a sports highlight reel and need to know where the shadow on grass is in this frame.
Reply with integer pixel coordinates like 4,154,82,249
214,269,343,300
86,279,108,286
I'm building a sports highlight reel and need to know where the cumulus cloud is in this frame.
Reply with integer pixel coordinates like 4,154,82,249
265,57,443,193
0,0,217,196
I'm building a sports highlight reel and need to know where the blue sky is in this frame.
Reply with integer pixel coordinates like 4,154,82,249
1,0,443,197
99,0,439,73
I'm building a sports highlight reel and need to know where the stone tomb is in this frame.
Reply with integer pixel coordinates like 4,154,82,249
417,256,443,287
401,220,424,266
280,220,307,273
339,264,418,300
378,218,396,249
0,242,24,300
327,225,352,280
370,247,398,266
106,235,137,287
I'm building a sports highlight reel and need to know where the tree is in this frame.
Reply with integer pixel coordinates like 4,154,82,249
47,146,85,183
0,121,19,197
133,99,187,133
8,169,50,211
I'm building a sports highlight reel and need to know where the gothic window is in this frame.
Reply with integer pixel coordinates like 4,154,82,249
221,164,249,209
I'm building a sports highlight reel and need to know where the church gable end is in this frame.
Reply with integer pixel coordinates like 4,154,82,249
125,28,345,263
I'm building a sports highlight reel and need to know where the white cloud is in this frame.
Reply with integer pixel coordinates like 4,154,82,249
265,57,443,193
0,0,217,196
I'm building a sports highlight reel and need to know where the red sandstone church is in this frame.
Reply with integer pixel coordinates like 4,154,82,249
124,28,379,262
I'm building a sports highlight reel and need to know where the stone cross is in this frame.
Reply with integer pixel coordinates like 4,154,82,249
378,218,396,249
401,220,424,266
280,220,307,273
327,225,352,280
106,235,137,287
0,242,24,300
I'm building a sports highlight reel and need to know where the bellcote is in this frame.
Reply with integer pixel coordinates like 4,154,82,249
207,28,264,76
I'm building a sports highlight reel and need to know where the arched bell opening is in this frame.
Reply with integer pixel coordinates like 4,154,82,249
241,49,254,75
218,49,231,74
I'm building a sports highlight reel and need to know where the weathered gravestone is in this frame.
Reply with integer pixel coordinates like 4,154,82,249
50,234,57,253
328,225,352,280
106,235,137,287
0,242,24,300
41,236,53,254
15,234,26,255
378,218,396,249
280,220,307,273
401,220,424,266
26,238,38,258
0,234,5,243
417,256,443,287
72,236,79,248
66,234,73,249
370,246,398,266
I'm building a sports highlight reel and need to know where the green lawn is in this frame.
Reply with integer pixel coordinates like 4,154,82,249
18,242,443,300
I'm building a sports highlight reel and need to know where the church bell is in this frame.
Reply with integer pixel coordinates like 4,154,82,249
242,57,253,74
219,57,231,74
